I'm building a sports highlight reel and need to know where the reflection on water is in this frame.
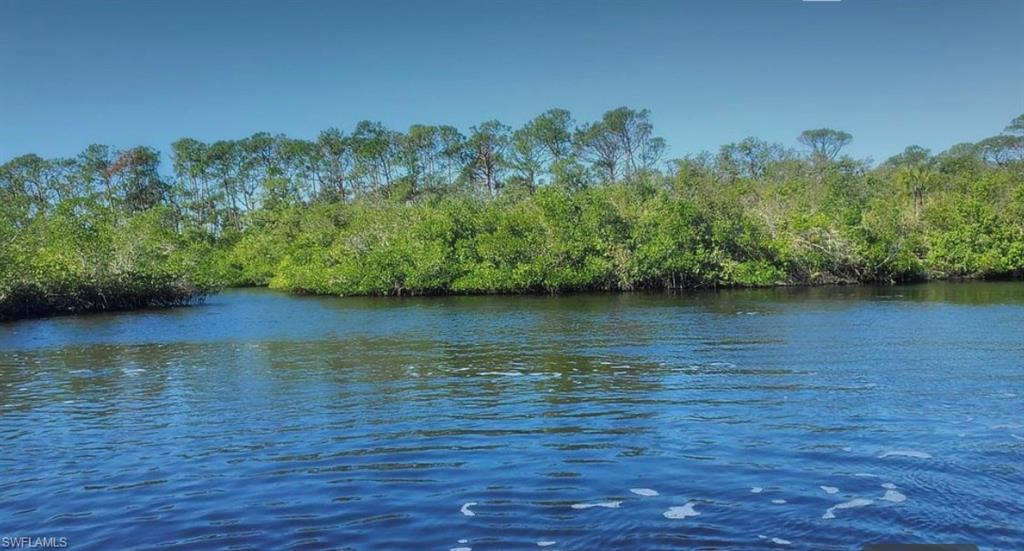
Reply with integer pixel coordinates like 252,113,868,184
1,282,1023,550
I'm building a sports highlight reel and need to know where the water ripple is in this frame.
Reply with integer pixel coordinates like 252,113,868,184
1,286,1023,549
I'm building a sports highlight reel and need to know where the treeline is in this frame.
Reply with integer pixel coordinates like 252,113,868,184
2,108,1023,318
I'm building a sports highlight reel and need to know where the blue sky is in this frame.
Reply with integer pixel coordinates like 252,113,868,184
1,0,1021,164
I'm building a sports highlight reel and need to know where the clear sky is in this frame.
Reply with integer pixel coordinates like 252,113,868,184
1,0,1022,164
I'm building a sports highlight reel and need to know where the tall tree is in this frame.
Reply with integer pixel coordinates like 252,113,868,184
602,107,665,179
977,135,1023,166
314,128,353,201
350,121,401,195
575,120,622,183
576,107,665,182
508,125,545,191
465,121,510,195
270,137,316,206
171,138,214,228
798,128,853,160
509,109,577,189
206,140,244,231
0,155,51,218
108,147,167,213
401,125,444,196
717,137,788,180
896,165,939,219
883,145,932,169
437,125,467,189
77,144,116,205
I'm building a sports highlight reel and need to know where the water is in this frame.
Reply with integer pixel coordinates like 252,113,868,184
1,283,1022,550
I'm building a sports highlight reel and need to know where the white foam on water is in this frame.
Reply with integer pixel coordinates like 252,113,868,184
630,488,659,497
882,489,906,503
479,371,523,377
458,539,468,544
537,542,557,547
757,535,767,540
878,450,932,459
853,473,878,478
880,483,897,490
460,502,477,516
451,547,471,551
771,538,792,545
1010,434,1024,441
822,498,873,520
571,501,621,510
820,486,839,495
990,423,1023,429
750,486,763,493
663,503,700,519
771,499,787,504
841,446,853,452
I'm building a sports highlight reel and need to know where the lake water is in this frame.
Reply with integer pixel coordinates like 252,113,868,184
1,283,1023,550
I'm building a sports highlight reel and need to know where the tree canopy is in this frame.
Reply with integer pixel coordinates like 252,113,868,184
2,108,1022,319
798,128,853,160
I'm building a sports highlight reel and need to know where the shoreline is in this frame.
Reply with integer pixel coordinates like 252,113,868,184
4,276,1020,323
0,282,213,323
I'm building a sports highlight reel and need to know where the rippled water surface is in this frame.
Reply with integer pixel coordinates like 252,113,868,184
2,283,1023,550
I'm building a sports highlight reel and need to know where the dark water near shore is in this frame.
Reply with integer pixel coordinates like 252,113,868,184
1,283,1023,550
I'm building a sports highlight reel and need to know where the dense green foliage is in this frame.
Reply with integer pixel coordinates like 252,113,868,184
2,108,1023,318
0,201,221,320
0,149,222,320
